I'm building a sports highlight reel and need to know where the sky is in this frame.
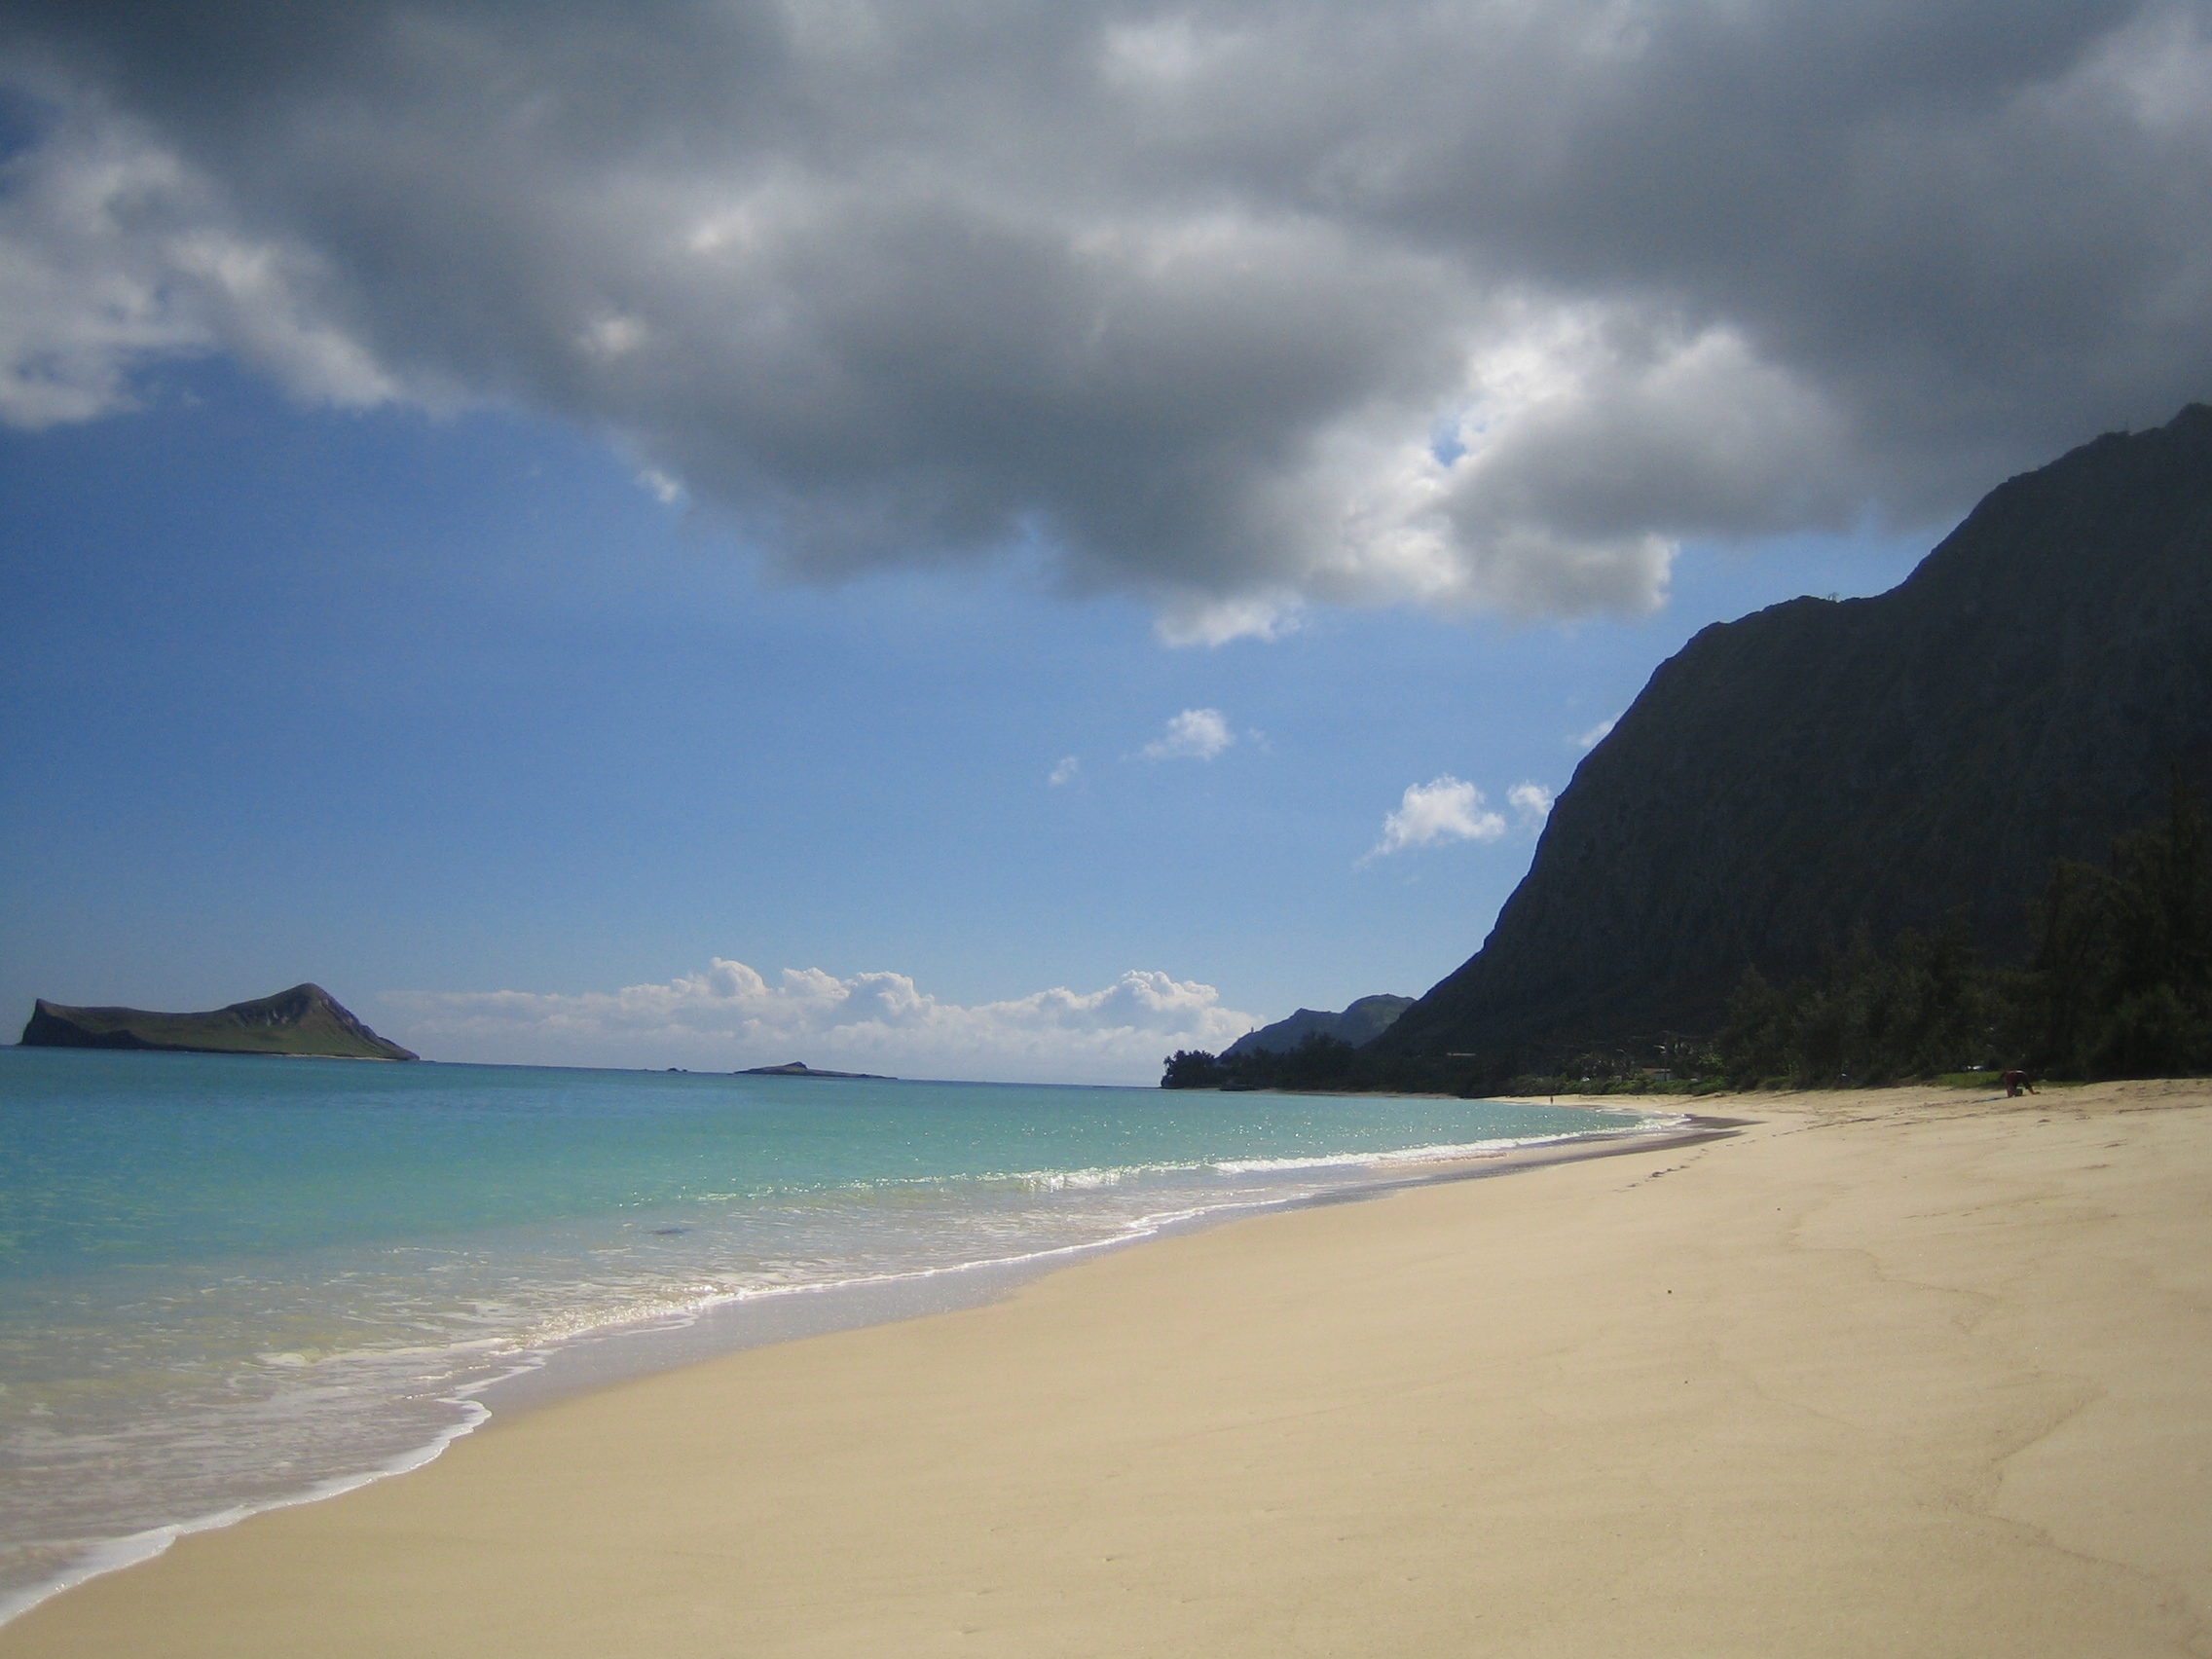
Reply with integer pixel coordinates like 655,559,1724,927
3,1,2208,1083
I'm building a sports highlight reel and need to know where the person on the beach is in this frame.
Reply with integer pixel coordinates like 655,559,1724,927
2003,1068,2037,1097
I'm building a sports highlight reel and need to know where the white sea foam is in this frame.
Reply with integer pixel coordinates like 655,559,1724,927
0,1053,1676,1628
0,1371,517,1629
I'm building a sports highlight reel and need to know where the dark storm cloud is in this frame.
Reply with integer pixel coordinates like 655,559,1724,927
3,0,2207,638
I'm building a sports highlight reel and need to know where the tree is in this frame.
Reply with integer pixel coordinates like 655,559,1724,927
1161,1050,1224,1088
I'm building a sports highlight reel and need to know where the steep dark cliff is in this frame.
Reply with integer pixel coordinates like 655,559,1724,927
1381,405,2212,1068
20,984,420,1060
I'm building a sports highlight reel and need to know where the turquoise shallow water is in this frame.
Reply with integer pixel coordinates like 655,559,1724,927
0,1047,1658,1620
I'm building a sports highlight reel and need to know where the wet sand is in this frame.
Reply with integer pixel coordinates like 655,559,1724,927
6,1079,2207,1657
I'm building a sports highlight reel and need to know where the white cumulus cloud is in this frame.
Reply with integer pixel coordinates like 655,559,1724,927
1362,775,1506,864
1572,717,1618,751
1048,755,1080,786
1141,708,1235,761
0,88,398,430
382,958,1256,1086
1508,782,1555,829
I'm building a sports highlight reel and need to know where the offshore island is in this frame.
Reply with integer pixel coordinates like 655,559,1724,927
735,1060,897,1080
18,984,418,1061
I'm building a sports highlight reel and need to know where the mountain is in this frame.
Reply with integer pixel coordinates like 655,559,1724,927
1223,995,1415,1058
19,984,420,1060
1379,405,2212,1074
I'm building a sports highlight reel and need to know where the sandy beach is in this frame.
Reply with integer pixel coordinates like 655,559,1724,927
6,1079,2207,1657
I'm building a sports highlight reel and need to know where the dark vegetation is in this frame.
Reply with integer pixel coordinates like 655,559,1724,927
1719,781,2212,1086
1163,1031,1366,1091
1166,782,2212,1093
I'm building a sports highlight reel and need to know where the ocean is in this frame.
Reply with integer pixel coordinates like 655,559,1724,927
0,1046,1664,1623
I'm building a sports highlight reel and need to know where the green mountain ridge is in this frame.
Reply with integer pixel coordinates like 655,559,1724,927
1372,403,2212,1079
1223,995,1415,1058
18,984,420,1061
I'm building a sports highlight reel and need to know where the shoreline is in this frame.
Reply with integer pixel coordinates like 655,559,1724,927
7,1081,2206,1654
469,1109,1714,1422
0,1104,1690,1631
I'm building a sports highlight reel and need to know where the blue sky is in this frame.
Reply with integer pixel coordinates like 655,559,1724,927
1,362,1932,1079
1,1,2205,1081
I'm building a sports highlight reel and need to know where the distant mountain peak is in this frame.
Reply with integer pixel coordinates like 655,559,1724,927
1223,994,1415,1057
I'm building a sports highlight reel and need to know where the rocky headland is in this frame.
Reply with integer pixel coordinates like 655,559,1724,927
19,984,420,1060
1375,405,2212,1076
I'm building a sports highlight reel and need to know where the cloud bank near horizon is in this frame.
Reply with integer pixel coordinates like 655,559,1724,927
5,1,2211,639
385,958,1260,1084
